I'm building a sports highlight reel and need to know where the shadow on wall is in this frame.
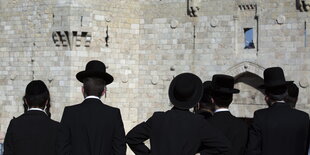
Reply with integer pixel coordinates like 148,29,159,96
234,72,265,125
235,71,264,95
232,71,267,118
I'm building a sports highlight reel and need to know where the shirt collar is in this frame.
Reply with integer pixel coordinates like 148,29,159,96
28,108,47,115
215,108,229,113
85,95,100,100
171,106,190,112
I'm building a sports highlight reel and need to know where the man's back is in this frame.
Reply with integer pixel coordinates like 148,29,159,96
126,108,230,155
246,102,309,155
58,98,126,155
207,111,248,155
4,110,60,155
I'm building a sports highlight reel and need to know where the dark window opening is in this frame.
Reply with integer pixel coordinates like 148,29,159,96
244,28,255,49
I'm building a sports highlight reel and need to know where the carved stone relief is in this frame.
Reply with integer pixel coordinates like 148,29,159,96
170,19,179,29
276,15,286,25
238,3,256,11
188,0,201,17
297,0,310,12
52,31,92,47
210,18,219,27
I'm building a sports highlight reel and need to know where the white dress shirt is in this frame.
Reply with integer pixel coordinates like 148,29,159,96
214,108,229,113
84,95,100,100
28,107,47,115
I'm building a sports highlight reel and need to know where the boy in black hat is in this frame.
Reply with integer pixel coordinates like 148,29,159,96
195,81,214,119
246,67,309,155
204,74,248,155
57,60,126,155
4,80,60,155
126,73,230,155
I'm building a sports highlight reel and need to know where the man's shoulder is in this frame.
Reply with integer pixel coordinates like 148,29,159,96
9,113,60,130
208,112,247,129
64,101,120,114
291,108,309,119
254,108,269,115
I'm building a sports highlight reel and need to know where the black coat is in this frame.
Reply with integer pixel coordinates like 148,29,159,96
3,110,60,155
57,98,126,155
197,110,213,119
206,111,248,155
246,102,310,155
126,107,231,155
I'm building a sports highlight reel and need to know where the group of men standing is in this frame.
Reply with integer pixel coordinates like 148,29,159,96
3,60,310,155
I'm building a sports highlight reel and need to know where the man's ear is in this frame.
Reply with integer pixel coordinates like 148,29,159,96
82,86,87,98
102,87,107,97
211,97,215,104
24,99,29,107
45,100,48,107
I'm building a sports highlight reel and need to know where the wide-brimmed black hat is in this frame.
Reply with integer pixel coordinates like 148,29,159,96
260,67,290,88
211,74,240,94
25,80,49,96
76,60,114,84
169,73,203,109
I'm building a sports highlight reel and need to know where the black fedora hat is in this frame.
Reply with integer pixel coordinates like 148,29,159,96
26,80,49,96
211,74,240,94
169,73,203,109
260,67,291,88
76,60,114,84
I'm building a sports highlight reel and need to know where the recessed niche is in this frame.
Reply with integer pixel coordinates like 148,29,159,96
244,28,255,49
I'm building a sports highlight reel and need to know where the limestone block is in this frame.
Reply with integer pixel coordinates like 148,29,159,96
94,15,105,21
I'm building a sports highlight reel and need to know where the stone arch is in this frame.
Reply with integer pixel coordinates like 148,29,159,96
225,61,265,78
226,62,267,118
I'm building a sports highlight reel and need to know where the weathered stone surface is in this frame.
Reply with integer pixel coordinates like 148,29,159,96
1,1,310,154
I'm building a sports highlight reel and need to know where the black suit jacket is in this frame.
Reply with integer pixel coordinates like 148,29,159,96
4,110,60,155
57,98,126,155
246,102,310,155
126,107,231,155
206,111,248,155
197,110,213,119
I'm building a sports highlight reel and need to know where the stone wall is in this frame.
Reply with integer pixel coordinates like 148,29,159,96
1,0,310,154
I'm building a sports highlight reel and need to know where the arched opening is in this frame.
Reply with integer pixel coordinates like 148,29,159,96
229,72,268,125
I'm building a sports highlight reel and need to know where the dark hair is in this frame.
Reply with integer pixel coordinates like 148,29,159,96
83,77,106,97
265,85,288,101
211,92,233,107
199,93,214,110
24,89,50,108
23,80,51,117
23,96,51,117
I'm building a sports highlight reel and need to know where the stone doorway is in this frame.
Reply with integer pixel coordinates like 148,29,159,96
230,71,267,119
